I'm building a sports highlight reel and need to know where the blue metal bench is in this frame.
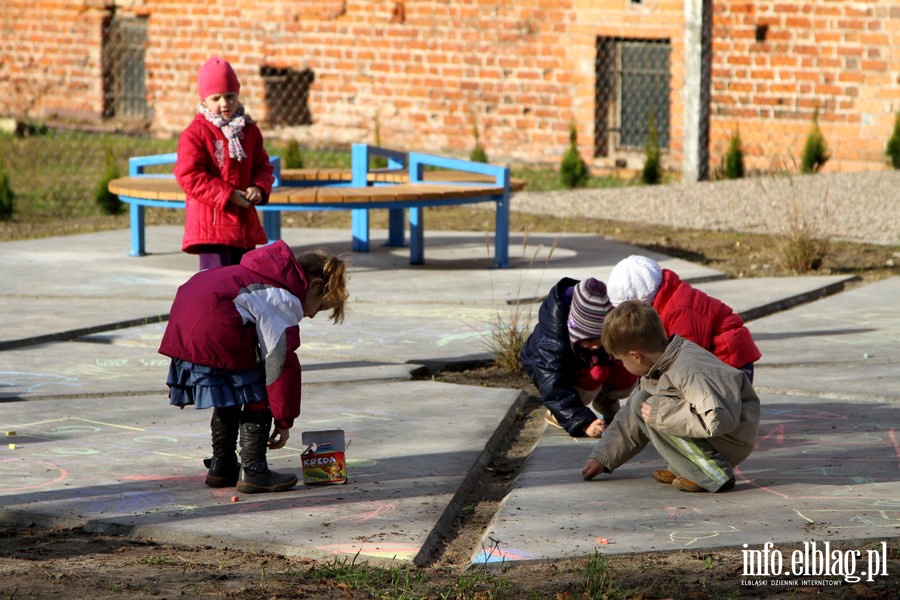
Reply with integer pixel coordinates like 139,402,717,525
111,144,513,267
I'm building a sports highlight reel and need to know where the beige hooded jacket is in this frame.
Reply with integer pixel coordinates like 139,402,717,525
590,335,760,471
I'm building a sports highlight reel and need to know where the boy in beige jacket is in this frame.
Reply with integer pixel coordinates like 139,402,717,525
582,301,760,492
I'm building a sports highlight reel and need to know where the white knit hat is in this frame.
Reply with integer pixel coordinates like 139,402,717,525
607,255,664,306
567,278,614,345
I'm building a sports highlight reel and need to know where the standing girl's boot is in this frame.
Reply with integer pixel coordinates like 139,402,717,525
237,409,298,494
204,406,241,487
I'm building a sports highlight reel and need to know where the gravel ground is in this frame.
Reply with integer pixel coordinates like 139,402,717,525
511,170,900,246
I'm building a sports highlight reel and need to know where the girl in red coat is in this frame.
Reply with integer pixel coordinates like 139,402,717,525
174,56,275,271
607,255,761,382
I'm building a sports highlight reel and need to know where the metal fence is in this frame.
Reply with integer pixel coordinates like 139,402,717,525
0,17,689,227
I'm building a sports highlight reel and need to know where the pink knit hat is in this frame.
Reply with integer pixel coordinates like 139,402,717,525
197,57,240,99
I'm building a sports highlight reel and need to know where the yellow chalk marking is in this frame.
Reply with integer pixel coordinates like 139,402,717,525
8,443,16,450
5,431,15,436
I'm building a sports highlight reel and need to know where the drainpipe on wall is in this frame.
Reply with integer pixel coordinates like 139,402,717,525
683,0,711,182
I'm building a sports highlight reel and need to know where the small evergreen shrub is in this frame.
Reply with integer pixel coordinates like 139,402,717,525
372,117,388,169
560,123,589,188
470,120,489,163
723,129,745,179
641,113,663,185
886,112,900,169
95,148,123,215
283,139,304,169
0,159,14,221
800,108,830,174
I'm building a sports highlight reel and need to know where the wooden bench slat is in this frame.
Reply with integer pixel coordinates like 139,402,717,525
109,177,508,206
280,168,525,191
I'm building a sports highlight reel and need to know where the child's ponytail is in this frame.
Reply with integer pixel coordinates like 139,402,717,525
295,250,350,324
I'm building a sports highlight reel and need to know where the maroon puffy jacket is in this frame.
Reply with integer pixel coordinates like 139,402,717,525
158,241,309,429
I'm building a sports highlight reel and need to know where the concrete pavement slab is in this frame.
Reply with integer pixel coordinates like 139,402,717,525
0,379,526,566
1,226,725,347
474,393,900,564
475,277,900,565
2,226,894,573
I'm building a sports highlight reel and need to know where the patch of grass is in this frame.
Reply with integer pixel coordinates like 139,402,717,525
777,191,831,274
484,234,559,373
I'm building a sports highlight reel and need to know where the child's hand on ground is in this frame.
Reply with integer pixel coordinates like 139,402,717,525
582,458,606,481
244,186,263,204
268,426,289,449
229,189,250,208
583,418,606,438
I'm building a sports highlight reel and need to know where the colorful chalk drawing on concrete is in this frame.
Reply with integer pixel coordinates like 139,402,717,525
471,543,542,564
316,542,420,561
740,422,899,506
637,520,742,547
0,458,68,492
794,509,900,530
0,371,84,395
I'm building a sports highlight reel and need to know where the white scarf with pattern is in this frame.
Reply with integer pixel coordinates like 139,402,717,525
198,103,247,161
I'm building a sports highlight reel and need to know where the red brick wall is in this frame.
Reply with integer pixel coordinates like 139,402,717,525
2,0,897,173
711,0,900,172
0,0,106,123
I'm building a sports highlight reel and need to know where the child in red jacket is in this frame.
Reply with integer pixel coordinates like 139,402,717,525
159,241,349,494
174,56,275,271
606,255,761,381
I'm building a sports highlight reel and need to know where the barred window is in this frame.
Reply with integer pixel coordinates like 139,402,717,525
103,16,151,120
595,37,670,157
260,66,314,127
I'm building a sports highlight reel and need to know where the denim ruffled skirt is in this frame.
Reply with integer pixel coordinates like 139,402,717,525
166,359,266,409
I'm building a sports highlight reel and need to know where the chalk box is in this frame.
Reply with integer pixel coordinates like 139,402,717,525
300,429,347,485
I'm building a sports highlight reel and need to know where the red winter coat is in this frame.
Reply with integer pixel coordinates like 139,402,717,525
158,241,309,430
652,270,761,369
174,114,275,254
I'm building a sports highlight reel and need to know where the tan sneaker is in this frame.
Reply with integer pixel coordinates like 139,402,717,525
651,469,676,484
544,411,564,430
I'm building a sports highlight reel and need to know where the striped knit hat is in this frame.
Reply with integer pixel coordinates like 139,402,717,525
567,278,614,345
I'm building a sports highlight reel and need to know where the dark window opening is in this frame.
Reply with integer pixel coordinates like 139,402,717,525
755,24,769,42
103,16,151,120
595,37,670,157
260,66,315,126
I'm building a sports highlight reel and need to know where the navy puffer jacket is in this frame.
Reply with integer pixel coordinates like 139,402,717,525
519,278,598,436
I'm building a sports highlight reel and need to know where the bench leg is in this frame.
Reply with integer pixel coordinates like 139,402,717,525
263,210,282,243
494,194,510,268
129,202,146,257
409,206,424,265
352,208,370,252
386,208,406,247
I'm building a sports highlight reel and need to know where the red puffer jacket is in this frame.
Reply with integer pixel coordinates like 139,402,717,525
653,270,761,368
174,114,274,253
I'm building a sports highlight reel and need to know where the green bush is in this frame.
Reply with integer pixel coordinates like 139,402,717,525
283,139,304,169
559,123,589,188
886,112,900,169
95,148,123,215
641,113,663,185
723,128,745,179
372,117,388,169
0,158,14,221
800,108,830,174
469,120,489,163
